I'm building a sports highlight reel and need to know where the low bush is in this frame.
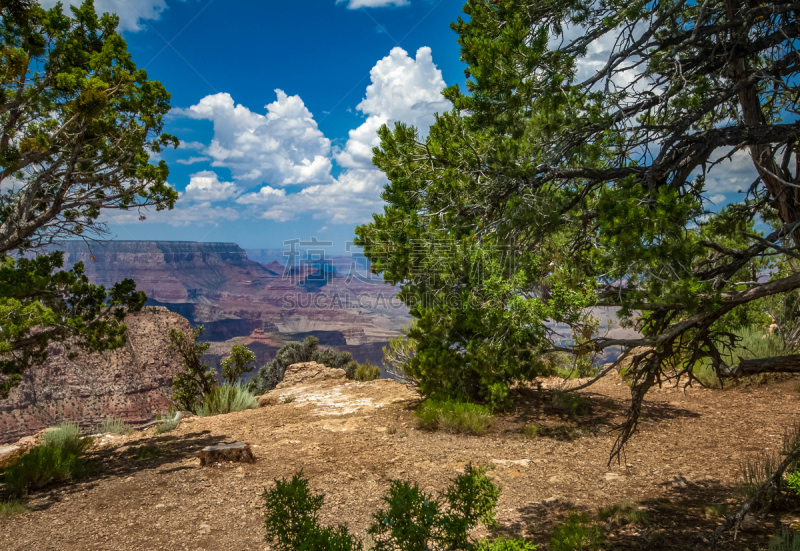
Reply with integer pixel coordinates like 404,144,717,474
353,360,381,382
96,417,133,435
0,499,28,517
552,392,590,416
415,399,494,436
198,383,258,417
550,512,604,551
693,360,721,389
130,445,161,462
475,539,538,551
41,423,88,455
3,444,88,498
154,418,180,435
522,423,538,438
262,464,507,551
283,394,296,404
597,500,649,526
770,526,800,551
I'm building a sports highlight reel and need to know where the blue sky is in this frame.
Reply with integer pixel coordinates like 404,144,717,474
42,0,468,250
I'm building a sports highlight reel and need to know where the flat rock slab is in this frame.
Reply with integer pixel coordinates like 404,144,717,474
198,442,255,466
276,361,346,389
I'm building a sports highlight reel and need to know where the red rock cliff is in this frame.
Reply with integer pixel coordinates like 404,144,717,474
0,307,190,444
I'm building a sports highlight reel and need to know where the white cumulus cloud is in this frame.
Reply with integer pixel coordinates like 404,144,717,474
162,47,447,225
183,171,239,202
337,46,450,169
236,185,287,205
179,90,333,186
39,0,168,32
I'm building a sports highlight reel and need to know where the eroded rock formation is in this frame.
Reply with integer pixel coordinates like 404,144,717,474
0,307,190,444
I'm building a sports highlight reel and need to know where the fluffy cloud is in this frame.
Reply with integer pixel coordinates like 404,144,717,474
336,0,409,9
236,185,287,205
337,46,450,169
180,91,333,186
243,169,386,224
39,0,168,32
162,47,447,225
183,171,239,202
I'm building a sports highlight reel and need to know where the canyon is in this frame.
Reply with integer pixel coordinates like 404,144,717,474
0,241,408,442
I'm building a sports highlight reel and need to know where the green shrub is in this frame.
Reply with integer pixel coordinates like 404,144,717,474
0,499,28,517
96,417,133,435
250,336,357,393
41,423,88,455
198,383,258,417
263,464,502,551
550,513,604,551
354,360,381,382
130,445,161,462
552,392,589,416
785,470,800,496
740,453,778,500
283,394,296,404
693,360,721,388
522,423,538,438
3,445,88,498
154,418,180,435
597,500,649,526
475,539,538,551
167,326,215,413
415,399,494,435
770,526,800,551
262,472,363,551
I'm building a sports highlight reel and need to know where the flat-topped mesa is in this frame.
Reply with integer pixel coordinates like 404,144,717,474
56,240,256,269
48,241,272,303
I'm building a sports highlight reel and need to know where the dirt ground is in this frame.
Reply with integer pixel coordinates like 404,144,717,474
1,374,798,550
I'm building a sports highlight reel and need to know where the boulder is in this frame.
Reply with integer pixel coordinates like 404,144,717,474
276,361,346,389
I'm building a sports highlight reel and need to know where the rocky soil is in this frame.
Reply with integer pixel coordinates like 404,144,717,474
0,373,796,550
0,307,189,444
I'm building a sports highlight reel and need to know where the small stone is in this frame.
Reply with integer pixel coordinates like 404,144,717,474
739,513,761,531
198,523,211,535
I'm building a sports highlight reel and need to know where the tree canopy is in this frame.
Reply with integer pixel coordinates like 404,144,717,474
0,0,178,395
356,0,800,459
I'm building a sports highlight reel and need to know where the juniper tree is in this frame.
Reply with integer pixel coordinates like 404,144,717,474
167,326,214,412
221,344,257,384
356,0,800,460
0,0,178,395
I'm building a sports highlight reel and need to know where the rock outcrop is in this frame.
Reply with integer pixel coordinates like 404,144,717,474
276,361,347,389
0,307,190,444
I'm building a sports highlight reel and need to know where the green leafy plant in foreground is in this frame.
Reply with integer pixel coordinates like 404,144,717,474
262,464,532,551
